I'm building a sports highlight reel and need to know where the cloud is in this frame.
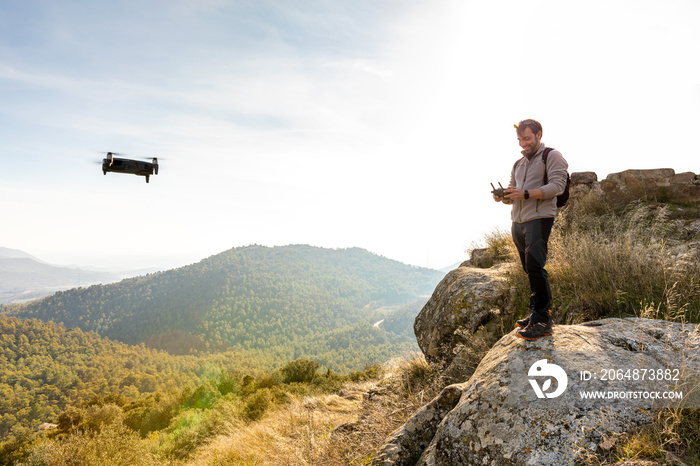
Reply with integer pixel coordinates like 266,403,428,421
2,0,700,270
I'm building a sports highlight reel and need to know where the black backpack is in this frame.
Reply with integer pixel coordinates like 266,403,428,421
542,147,570,208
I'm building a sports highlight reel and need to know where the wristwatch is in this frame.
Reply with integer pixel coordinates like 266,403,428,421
524,190,529,199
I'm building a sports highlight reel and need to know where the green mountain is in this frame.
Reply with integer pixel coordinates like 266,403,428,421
10,245,443,371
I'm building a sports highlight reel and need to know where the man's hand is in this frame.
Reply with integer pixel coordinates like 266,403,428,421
493,192,513,204
490,182,506,201
505,186,524,200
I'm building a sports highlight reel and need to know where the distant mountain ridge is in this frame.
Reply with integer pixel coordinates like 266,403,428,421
0,247,43,261
0,249,121,304
10,244,445,371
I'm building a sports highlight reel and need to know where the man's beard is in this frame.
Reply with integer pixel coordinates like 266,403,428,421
523,137,541,157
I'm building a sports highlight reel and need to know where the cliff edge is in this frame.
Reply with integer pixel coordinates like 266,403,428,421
373,168,700,465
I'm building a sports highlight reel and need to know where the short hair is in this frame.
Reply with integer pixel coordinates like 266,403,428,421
514,119,542,136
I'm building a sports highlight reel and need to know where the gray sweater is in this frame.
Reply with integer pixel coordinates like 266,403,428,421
508,143,568,224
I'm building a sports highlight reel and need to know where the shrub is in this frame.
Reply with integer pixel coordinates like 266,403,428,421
82,404,124,433
242,388,273,422
20,422,160,466
348,362,383,382
161,409,206,459
280,359,320,384
217,370,242,396
161,396,241,460
395,354,437,397
57,406,84,432
123,391,181,437
184,380,221,410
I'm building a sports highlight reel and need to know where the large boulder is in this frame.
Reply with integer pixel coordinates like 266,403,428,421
413,265,508,369
374,318,700,466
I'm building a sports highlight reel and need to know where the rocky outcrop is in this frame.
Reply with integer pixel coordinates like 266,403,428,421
375,318,700,466
570,168,700,206
375,167,700,465
413,265,508,370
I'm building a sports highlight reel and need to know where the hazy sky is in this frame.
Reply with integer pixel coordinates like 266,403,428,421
2,0,699,270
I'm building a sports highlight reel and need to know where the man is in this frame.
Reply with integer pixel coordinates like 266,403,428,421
494,119,568,340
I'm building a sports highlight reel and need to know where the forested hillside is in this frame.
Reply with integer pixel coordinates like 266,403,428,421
0,314,397,465
9,245,443,371
0,316,256,441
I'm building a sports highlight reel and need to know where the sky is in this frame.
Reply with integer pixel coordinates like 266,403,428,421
1,0,699,272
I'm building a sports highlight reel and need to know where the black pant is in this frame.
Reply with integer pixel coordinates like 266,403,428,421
511,218,554,323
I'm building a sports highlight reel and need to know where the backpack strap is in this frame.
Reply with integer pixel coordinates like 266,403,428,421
512,158,521,172
542,147,554,185
514,147,555,184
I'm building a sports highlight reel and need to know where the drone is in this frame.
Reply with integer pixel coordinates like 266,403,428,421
101,152,159,183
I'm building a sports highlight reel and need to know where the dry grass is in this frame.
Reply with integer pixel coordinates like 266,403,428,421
577,407,700,465
491,191,700,325
19,423,166,466
185,389,363,466
468,227,518,266
186,355,441,466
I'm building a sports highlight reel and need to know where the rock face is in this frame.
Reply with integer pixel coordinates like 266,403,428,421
413,265,508,368
570,168,700,206
375,318,700,466
371,384,464,466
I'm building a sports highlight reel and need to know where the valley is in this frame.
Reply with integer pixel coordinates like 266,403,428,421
0,244,444,464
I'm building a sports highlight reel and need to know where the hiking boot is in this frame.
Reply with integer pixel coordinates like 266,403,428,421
516,321,553,340
515,314,531,329
515,311,553,329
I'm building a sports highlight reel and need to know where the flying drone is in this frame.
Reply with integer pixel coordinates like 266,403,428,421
101,152,159,183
